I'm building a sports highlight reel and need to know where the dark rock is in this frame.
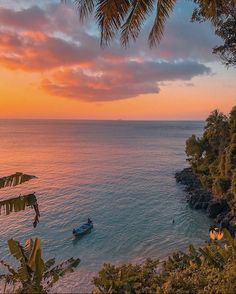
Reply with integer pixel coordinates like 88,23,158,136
176,168,213,211
207,200,229,218
193,202,202,209
176,167,236,237
175,168,201,187
202,202,209,209
221,218,230,228
215,212,228,223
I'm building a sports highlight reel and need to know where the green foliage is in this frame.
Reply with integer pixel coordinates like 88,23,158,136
199,175,213,189
230,106,236,133
93,259,161,294
192,0,236,67
0,238,80,294
212,177,231,196
186,135,204,162
186,106,236,205
213,9,236,67
93,231,236,294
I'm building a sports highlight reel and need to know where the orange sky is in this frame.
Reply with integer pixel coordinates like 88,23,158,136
1,65,235,120
0,2,235,120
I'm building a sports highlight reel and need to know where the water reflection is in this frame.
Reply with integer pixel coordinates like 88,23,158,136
0,172,36,189
0,193,40,228
72,230,93,246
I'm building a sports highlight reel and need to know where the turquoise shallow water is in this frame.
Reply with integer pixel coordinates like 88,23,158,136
0,120,213,275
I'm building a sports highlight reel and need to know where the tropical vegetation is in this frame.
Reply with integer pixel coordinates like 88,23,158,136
93,229,236,293
186,106,236,211
192,1,236,67
0,174,80,293
65,0,236,66
0,238,80,294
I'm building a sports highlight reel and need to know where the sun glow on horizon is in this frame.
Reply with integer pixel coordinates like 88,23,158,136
0,2,235,120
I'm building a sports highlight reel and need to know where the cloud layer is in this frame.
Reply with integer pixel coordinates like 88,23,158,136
0,2,214,102
42,60,210,101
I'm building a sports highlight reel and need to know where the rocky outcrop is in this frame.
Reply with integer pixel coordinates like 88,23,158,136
175,167,235,236
175,168,212,210
207,199,229,218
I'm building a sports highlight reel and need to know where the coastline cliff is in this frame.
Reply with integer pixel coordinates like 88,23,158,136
175,106,236,236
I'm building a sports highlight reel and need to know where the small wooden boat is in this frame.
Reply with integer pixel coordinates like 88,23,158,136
73,220,93,237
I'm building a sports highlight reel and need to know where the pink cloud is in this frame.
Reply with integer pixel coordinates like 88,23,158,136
0,30,98,71
0,3,213,102
42,60,210,102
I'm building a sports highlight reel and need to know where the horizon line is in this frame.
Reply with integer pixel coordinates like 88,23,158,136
0,118,206,122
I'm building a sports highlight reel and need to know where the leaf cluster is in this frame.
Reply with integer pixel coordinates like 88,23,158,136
93,229,236,293
186,106,236,208
0,238,80,294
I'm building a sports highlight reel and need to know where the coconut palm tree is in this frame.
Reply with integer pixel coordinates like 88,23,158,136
63,0,235,47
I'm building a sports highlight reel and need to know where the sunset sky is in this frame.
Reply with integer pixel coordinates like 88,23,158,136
0,0,235,120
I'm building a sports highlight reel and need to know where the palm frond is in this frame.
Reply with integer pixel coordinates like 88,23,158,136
149,0,176,47
121,0,154,47
95,0,131,46
72,0,95,22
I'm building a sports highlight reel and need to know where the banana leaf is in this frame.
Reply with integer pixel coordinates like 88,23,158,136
0,172,36,189
33,249,45,288
7,239,30,282
28,238,41,271
8,239,26,261
1,238,80,293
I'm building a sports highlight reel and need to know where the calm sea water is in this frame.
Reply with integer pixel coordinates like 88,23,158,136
0,120,212,284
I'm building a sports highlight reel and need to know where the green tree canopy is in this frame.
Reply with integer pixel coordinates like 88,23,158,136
186,106,236,205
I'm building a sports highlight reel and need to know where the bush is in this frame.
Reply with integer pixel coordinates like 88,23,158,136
93,230,236,294
212,177,231,196
93,259,161,294
199,175,213,189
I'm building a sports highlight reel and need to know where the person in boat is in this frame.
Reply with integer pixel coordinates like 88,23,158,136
88,218,92,224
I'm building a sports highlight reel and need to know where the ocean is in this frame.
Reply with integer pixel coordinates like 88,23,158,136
0,120,213,291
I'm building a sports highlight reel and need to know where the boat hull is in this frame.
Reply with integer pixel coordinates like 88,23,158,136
73,223,93,237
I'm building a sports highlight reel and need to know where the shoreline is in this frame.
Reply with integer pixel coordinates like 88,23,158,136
175,167,236,236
